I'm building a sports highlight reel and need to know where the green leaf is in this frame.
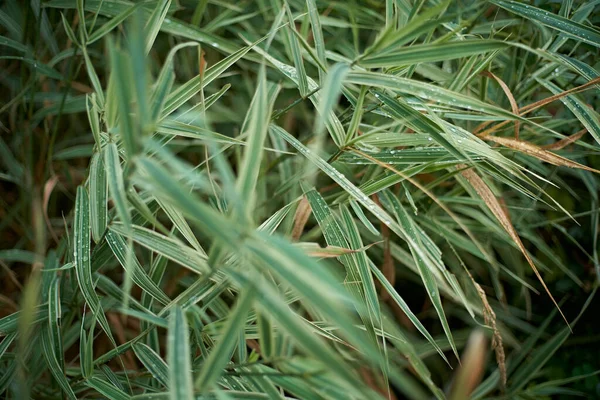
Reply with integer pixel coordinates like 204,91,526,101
144,0,171,53
235,70,276,220
89,152,108,243
73,186,115,346
133,343,170,387
195,287,256,392
150,42,196,121
104,143,130,230
109,223,209,275
492,0,600,48
303,188,378,323
368,258,447,362
359,40,509,68
154,198,206,254
379,190,459,359
252,45,346,147
41,328,76,400
168,307,194,400
87,2,143,44
0,56,63,80
60,13,80,46
0,332,16,359
315,63,349,138
284,2,309,97
109,42,139,158
40,275,76,400
83,48,105,107
231,271,373,397
306,0,326,82
87,94,102,145
128,11,150,131
162,37,266,118
0,249,37,264
0,34,30,53
86,376,131,400
345,70,517,117
0,306,48,336
80,312,95,378
105,229,171,305
360,0,451,57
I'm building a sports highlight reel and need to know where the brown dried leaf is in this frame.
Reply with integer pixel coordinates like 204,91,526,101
481,71,520,139
475,76,600,138
542,128,587,150
198,49,207,78
519,76,600,114
481,135,600,174
291,196,311,241
460,166,570,328
475,282,506,387
449,330,488,400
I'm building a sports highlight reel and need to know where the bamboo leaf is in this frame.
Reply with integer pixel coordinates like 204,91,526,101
89,152,107,243
168,307,194,400
87,3,143,44
133,343,169,387
144,0,171,53
491,0,600,48
104,143,131,229
284,1,309,97
195,288,256,392
73,186,116,345
86,376,131,400
360,40,509,68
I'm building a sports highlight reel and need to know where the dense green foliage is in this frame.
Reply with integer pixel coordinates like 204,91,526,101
1,0,599,399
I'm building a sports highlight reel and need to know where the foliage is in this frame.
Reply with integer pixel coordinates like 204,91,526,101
1,0,599,399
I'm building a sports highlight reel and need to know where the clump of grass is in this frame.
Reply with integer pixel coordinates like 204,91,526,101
1,0,599,399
